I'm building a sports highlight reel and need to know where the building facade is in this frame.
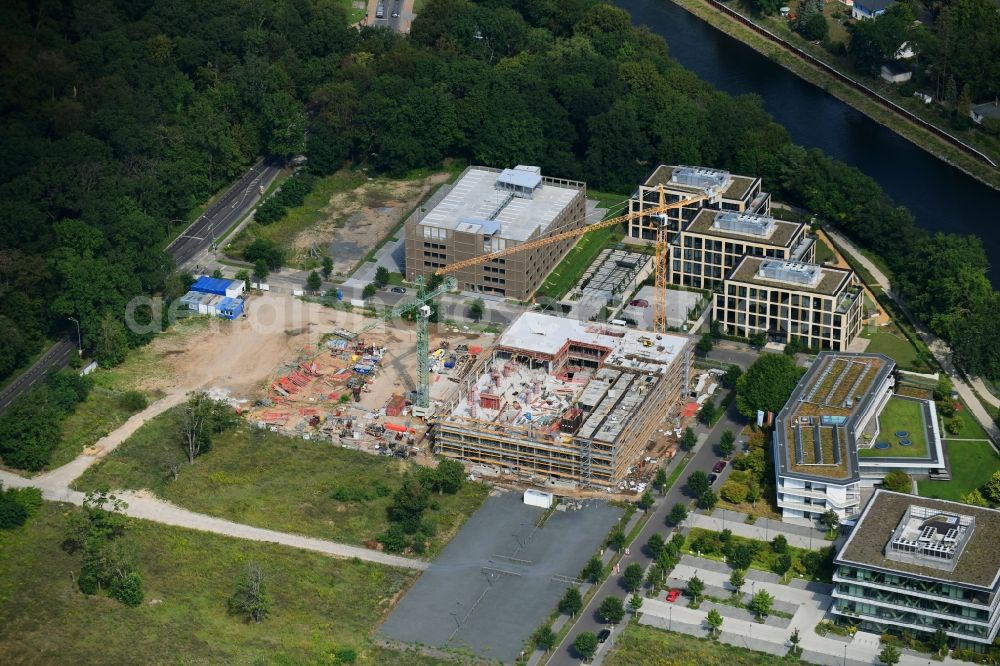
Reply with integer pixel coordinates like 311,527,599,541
670,209,815,291
627,165,769,241
834,491,1000,651
773,353,946,520
714,257,864,351
404,166,586,300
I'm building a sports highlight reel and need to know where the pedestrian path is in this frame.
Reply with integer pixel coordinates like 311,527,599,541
685,510,829,550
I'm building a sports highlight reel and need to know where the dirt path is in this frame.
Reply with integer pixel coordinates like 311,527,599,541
0,467,425,570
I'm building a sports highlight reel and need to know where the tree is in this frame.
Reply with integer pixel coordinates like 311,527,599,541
573,632,598,661
819,509,840,533
629,593,643,614
229,563,270,623
697,332,714,354
235,269,252,293
687,471,710,498
798,11,828,41
95,313,128,367
623,563,644,592
930,628,948,656
253,260,270,284
729,543,755,571
774,553,793,576
697,400,717,425
984,470,1000,504
244,239,284,270
669,503,688,526
559,587,583,616
750,589,774,620
882,470,912,494
789,627,802,657
699,489,718,511
362,283,377,299
681,427,697,451
582,556,604,583
771,534,788,554
468,298,485,322
598,596,625,624
647,533,666,559
653,468,669,495
729,569,746,596
374,266,390,287
748,332,768,349
608,526,627,552
306,271,322,293
387,475,430,533
722,365,743,389
719,430,736,457
430,459,465,494
879,643,901,666
736,354,803,419
534,625,556,651
638,490,654,511
686,575,705,601
321,256,334,278
706,608,723,638
177,393,235,464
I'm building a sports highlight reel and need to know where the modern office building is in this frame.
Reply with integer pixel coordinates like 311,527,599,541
435,312,692,488
773,353,945,520
714,257,864,351
627,165,770,241
833,490,1000,651
669,208,815,291
404,166,586,300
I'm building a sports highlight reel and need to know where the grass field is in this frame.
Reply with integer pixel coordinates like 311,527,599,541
813,237,835,264
45,388,148,471
534,190,629,301
917,440,1000,502
0,503,444,665
949,400,990,441
604,622,798,666
74,410,489,557
859,396,929,459
859,324,919,369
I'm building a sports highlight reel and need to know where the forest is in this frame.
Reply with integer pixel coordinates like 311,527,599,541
0,0,997,385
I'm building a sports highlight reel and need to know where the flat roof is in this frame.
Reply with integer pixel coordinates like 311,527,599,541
643,164,757,202
774,352,894,483
837,490,1000,589
685,209,802,247
496,312,689,371
727,256,853,296
418,167,581,242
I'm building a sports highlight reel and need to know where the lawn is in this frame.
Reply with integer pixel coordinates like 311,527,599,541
604,622,798,666
45,387,148,471
859,324,919,369
0,502,445,665
859,396,929,459
949,399,990,441
813,237,835,264
73,409,489,557
534,190,629,301
918,440,1000,502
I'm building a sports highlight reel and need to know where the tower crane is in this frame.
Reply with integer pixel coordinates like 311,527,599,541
339,276,457,416
434,189,705,333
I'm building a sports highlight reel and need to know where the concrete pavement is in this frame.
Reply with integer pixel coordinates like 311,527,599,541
685,509,830,550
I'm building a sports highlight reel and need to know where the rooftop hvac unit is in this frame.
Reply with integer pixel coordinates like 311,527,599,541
713,212,776,238
669,166,732,202
757,260,822,287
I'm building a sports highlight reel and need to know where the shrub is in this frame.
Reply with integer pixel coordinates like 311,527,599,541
120,391,148,412
335,647,358,664
0,494,28,529
720,480,749,504
111,572,145,607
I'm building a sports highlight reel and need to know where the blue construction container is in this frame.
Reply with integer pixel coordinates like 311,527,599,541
217,297,245,320
191,275,239,296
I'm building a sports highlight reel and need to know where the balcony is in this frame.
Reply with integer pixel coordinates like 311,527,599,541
832,589,991,626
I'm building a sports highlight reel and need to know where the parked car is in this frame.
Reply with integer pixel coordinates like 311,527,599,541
597,628,612,643
708,473,718,484
391,9,399,17
629,299,649,307
713,460,727,473
666,588,681,603
390,287,406,294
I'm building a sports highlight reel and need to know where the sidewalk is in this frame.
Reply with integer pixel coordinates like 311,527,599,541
685,510,829,550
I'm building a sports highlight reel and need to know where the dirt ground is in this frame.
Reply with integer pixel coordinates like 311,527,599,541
292,173,449,276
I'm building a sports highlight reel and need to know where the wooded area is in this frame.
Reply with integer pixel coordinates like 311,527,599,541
0,0,996,386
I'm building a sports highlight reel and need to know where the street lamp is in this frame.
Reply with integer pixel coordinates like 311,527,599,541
68,317,82,357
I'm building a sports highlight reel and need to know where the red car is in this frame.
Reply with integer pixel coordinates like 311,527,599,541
713,460,727,473
666,588,681,602
629,299,649,307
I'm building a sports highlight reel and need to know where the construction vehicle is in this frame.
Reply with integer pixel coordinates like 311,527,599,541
434,188,706,333
338,276,457,417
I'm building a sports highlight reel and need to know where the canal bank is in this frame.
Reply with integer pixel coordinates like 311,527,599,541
613,0,1000,286
659,0,1000,191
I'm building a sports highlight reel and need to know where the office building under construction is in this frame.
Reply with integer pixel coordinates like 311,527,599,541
435,313,692,487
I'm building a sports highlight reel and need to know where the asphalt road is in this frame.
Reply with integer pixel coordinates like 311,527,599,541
548,398,746,666
0,339,76,415
168,160,282,268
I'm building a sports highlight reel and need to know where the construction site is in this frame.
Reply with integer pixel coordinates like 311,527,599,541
434,312,693,489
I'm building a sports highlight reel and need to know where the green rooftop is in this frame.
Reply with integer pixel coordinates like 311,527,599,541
858,396,930,459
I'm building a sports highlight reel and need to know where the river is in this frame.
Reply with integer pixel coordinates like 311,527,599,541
614,0,1000,285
